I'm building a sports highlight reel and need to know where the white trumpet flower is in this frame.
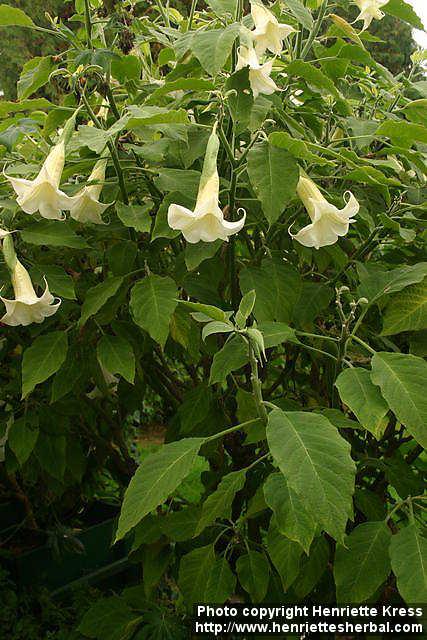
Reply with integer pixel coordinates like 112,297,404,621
354,0,388,31
1,257,60,327
236,46,279,99
69,159,111,224
250,0,296,55
168,125,245,243
290,176,359,250
6,142,77,221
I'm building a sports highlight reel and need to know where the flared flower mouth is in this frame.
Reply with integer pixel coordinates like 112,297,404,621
290,176,360,249
167,124,246,243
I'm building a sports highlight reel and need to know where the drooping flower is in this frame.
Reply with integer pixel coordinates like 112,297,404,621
354,0,388,31
69,159,111,224
168,125,246,243
250,0,296,55
236,46,279,99
290,176,359,249
5,141,77,221
1,236,60,326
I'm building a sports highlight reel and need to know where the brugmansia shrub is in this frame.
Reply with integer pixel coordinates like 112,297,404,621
0,0,426,633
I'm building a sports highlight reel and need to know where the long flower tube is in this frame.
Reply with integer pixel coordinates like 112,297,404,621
290,176,359,249
1,235,60,326
168,125,246,243
69,158,112,224
236,45,279,99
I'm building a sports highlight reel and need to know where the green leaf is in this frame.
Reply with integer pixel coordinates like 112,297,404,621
284,0,313,29
390,523,427,603
287,60,341,99
178,545,216,606
78,596,141,640
17,57,54,100
236,551,270,602
116,438,204,540
376,120,427,147
35,433,66,481
371,352,427,449
383,0,424,30
79,277,124,327
178,300,230,323
264,473,316,554
178,384,212,434
107,241,137,277
226,68,254,131
269,131,332,166
22,332,68,398
195,469,247,535
235,290,256,329
267,410,355,543
205,557,237,603
130,275,178,348
209,336,248,385
21,221,88,249
0,98,52,118
206,0,238,16
116,202,152,233
335,368,389,438
382,279,427,335
334,522,391,603
401,99,427,127
0,4,35,27
293,536,330,598
111,54,141,83
247,141,299,225
31,265,76,300
160,506,201,542
258,321,299,348
184,240,221,271
127,106,190,128
240,258,301,323
97,335,135,384
179,24,241,76
8,416,39,466
265,521,303,591
357,263,427,304
149,78,214,100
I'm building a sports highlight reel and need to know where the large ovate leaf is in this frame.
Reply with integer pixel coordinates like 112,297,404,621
334,522,391,603
79,277,124,327
247,141,299,225
240,258,301,323
0,4,35,26
265,520,303,591
116,438,204,540
8,415,39,466
264,472,316,554
21,221,89,249
390,523,427,603
78,596,142,640
382,279,427,335
205,557,237,603
357,263,427,304
178,545,216,605
236,551,270,602
335,368,389,438
97,335,135,384
209,336,248,385
371,352,427,449
22,332,68,398
130,275,178,348
267,409,355,543
383,0,424,30
195,469,246,535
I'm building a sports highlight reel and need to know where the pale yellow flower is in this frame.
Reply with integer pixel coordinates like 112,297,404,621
6,142,77,220
69,159,112,224
1,259,60,326
251,0,296,55
236,46,279,99
354,0,388,30
290,176,359,249
168,126,245,243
